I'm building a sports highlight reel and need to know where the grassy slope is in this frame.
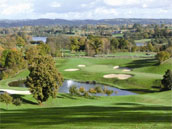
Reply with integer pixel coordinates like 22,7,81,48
0,91,172,129
57,57,172,92
0,56,172,129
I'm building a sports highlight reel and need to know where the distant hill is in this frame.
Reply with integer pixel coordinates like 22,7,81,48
0,18,172,27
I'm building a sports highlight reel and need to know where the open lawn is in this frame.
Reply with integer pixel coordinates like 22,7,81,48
135,39,152,43
56,57,172,93
112,33,124,38
0,91,172,129
0,56,172,129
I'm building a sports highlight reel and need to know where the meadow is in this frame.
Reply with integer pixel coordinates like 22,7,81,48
0,54,172,129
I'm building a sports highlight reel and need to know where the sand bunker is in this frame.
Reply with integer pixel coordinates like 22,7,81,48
103,74,132,80
113,66,119,69
64,69,79,72
0,89,31,95
78,65,86,67
122,69,131,72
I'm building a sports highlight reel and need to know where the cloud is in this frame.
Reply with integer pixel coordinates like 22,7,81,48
0,0,171,19
50,2,61,8
1,3,33,15
104,0,139,6
37,7,118,19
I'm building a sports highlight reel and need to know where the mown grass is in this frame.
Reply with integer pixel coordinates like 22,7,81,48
56,57,172,92
100,52,156,57
135,39,152,43
0,56,172,129
0,91,172,129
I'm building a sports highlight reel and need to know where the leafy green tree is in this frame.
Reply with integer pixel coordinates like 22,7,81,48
25,46,39,64
0,92,13,109
25,56,63,104
156,51,170,64
0,49,10,67
37,43,50,55
16,36,26,47
89,38,102,55
70,37,80,52
119,38,129,49
110,38,119,50
161,69,172,90
5,50,26,69
147,42,154,52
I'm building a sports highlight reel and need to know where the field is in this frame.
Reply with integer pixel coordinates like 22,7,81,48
0,55,172,129
112,33,124,38
135,39,152,43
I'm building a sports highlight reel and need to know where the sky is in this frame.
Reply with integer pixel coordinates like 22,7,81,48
0,0,172,20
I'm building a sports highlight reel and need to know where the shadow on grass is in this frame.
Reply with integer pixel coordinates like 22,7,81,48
1,105,172,128
122,88,159,93
59,94,77,100
12,95,37,105
126,58,158,69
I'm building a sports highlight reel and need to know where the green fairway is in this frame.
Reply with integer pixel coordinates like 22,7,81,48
0,91,172,129
0,56,172,129
56,57,172,92
135,39,152,43
112,33,124,37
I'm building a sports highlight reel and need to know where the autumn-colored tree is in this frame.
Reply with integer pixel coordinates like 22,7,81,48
156,51,170,64
16,36,26,47
37,43,50,55
5,50,26,69
25,56,63,104
25,46,39,64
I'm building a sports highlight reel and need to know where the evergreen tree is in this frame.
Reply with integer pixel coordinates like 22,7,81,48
161,69,172,90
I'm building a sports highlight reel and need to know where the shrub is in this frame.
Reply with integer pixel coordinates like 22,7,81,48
89,88,97,94
69,85,77,95
79,86,85,93
94,86,103,93
13,98,22,106
0,92,13,108
69,85,80,96
105,90,113,96
83,91,90,98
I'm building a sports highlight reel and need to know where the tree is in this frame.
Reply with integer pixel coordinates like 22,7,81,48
5,50,26,69
70,37,80,52
16,36,26,47
25,46,39,64
0,92,13,109
156,51,170,64
147,42,154,52
37,43,50,55
25,56,63,104
161,69,172,90
110,38,119,50
89,38,102,55
0,49,10,67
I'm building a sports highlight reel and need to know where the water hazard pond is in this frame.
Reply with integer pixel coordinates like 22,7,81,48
8,80,137,96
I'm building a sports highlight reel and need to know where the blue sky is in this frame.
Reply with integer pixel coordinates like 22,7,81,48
0,0,172,19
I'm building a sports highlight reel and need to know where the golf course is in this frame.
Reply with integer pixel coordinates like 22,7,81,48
0,54,172,129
